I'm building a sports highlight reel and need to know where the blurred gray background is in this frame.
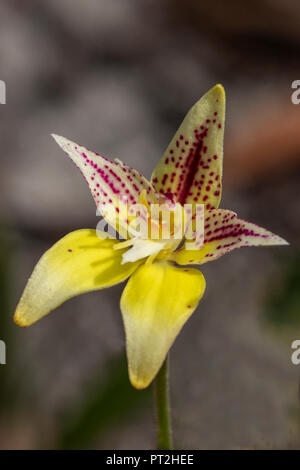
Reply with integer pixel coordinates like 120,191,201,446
0,0,300,449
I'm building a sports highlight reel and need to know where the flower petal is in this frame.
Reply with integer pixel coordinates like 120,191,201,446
171,209,289,265
151,84,225,208
14,229,140,327
52,134,156,237
120,261,206,389
120,239,167,264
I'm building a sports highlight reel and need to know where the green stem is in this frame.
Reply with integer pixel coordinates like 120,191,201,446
154,355,173,450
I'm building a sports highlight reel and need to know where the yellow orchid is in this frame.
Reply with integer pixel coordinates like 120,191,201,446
14,84,288,393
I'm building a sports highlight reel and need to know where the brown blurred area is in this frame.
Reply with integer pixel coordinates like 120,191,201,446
0,0,300,449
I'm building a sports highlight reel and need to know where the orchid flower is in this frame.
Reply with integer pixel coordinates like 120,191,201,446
14,85,288,391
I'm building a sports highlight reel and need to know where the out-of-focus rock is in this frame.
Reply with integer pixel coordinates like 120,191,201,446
43,0,165,57
0,3,57,107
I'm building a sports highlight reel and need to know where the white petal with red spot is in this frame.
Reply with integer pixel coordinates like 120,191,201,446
151,84,225,209
52,134,156,237
172,209,288,265
202,209,288,258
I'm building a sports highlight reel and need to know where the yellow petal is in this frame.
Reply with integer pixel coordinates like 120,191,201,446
52,135,157,238
14,229,140,327
151,84,225,209
120,261,206,389
171,209,288,265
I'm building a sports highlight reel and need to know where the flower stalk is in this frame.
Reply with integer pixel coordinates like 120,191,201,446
154,355,172,450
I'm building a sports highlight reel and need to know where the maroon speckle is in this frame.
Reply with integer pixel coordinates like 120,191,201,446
178,140,203,204
162,174,168,185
